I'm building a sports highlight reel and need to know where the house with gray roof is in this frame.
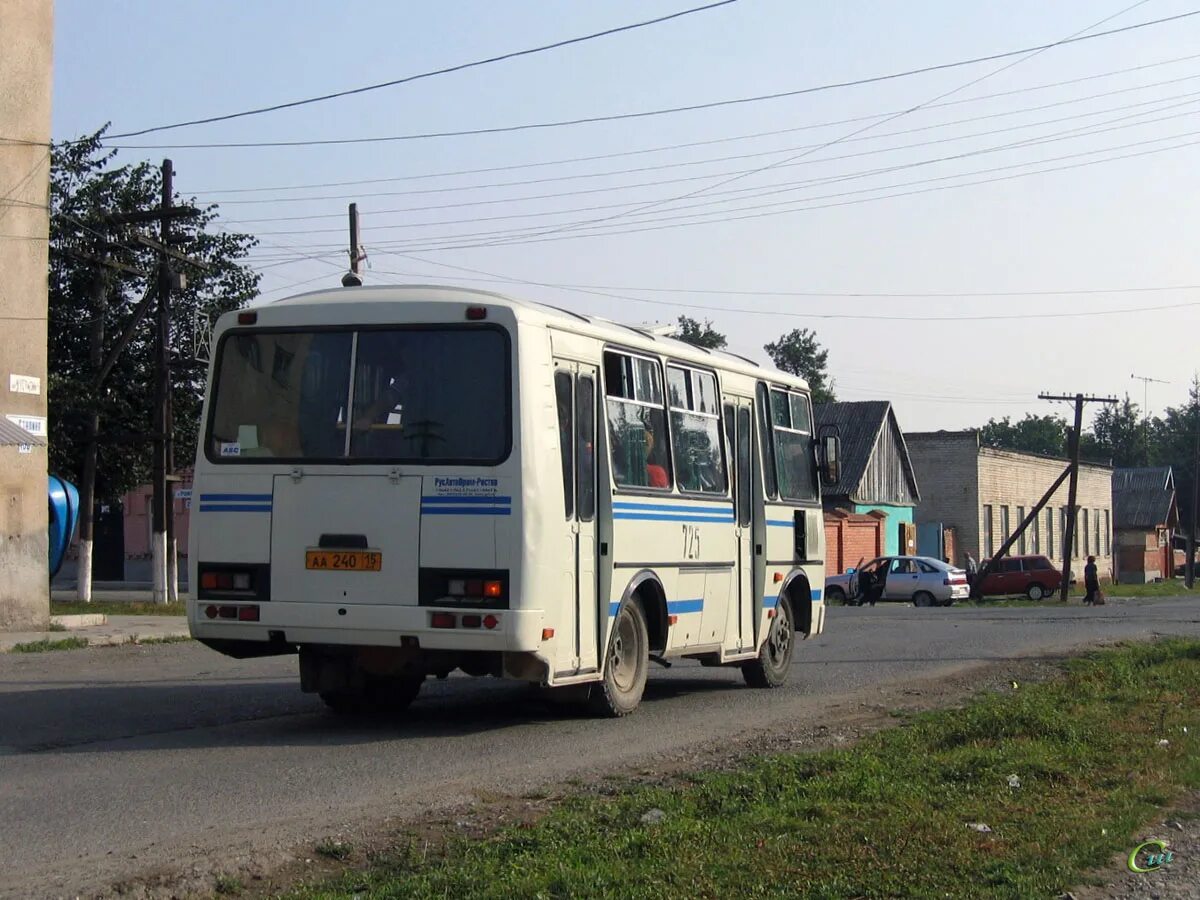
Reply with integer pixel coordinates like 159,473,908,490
814,401,920,556
1112,466,1177,583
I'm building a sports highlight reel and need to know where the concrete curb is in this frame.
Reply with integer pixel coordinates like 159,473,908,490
50,614,108,628
0,616,191,653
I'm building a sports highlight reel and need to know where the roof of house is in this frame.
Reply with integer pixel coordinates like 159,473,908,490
814,400,920,505
1113,466,1177,530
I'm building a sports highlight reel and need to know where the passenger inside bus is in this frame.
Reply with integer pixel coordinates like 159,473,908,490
644,427,669,488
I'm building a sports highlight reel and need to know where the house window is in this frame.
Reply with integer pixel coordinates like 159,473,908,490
1094,509,1101,558
1017,506,1026,554
1000,506,1011,551
1031,512,1040,554
1104,509,1111,556
1082,509,1090,557
983,505,994,558
1046,508,1054,558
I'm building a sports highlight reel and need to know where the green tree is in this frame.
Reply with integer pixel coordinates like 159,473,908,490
763,328,835,404
978,414,1069,457
1150,378,1200,536
671,315,727,350
48,129,260,500
1087,395,1151,468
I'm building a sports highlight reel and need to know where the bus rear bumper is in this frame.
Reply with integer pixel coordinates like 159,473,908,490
189,602,546,653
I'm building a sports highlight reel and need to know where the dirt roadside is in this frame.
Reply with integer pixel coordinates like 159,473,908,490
78,651,1084,900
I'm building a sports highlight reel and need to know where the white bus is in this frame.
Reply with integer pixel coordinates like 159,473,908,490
188,285,839,716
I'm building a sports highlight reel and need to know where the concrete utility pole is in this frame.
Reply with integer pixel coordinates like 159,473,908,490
75,269,108,602
1039,393,1118,601
1189,397,1199,589
341,202,366,287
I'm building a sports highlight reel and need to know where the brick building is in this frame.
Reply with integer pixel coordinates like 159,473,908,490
1112,467,1177,584
906,431,1114,579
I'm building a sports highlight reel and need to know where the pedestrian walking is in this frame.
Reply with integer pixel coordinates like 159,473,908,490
1083,555,1100,605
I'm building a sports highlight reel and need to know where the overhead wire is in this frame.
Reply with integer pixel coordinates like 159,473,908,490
206,81,1200,210
105,10,1200,150
104,1,741,139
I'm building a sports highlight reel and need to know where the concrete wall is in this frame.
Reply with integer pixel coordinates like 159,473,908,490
907,432,1114,578
0,0,54,630
905,431,980,568
853,503,912,556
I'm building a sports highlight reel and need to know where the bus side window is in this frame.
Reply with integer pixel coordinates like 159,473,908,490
667,365,726,494
603,351,671,491
554,372,573,518
737,406,752,527
756,383,778,499
577,376,596,521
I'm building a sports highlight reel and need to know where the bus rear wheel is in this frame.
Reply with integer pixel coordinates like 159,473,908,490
743,594,795,688
589,601,649,717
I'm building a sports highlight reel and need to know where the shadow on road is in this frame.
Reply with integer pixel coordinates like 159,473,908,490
0,671,747,756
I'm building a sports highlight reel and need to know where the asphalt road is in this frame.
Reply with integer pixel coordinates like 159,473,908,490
3,599,1199,898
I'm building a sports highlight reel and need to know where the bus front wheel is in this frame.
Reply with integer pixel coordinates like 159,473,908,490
743,594,795,688
589,600,649,717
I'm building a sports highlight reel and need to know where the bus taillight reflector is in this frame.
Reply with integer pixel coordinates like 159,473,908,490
461,614,482,629
431,612,456,629
465,306,487,320
237,606,260,622
483,614,499,630
205,605,218,619
541,628,554,641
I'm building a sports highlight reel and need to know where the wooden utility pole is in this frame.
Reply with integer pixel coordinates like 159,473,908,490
1039,393,1118,600
151,159,175,605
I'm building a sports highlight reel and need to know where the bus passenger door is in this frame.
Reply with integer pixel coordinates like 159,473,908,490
727,401,755,653
553,362,600,675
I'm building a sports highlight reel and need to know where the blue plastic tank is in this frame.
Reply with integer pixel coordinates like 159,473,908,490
48,474,80,578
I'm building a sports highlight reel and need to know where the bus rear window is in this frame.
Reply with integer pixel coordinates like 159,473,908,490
206,327,509,464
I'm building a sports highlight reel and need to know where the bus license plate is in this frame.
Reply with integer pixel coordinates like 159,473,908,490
305,550,382,572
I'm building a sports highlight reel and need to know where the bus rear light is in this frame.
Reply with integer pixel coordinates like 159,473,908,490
205,604,218,619
667,615,678,626
447,579,466,595
767,609,777,619
232,573,252,591
465,579,483,596
431,612,456,629
465,306,487,320
461,614,482,629
201,573,218,590
774,572,784,583
218,605,238,619
237,605,260,622
483,580,502,598
541,628,554,641
483,614,499,630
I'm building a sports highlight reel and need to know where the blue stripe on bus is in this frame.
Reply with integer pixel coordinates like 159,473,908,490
765,520,794,528
614,512,735,523
613,501,732,513
667,598,704,615
421,507,511,516
421,496,511,505
199,493,272,502
198,504,272,513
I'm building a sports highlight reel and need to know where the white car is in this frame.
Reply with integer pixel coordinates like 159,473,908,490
824,555,969,607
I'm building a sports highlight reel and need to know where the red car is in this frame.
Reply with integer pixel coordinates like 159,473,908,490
977,555,1064,600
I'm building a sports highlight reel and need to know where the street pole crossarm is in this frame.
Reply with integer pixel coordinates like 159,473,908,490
104,206,200,226
131,234,210,270
62,246,150,278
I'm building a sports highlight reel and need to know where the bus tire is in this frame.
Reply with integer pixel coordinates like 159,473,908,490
589,600,649,717
742,594,794,689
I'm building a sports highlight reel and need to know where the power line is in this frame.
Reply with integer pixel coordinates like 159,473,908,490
373,130,1200,252
190,53,1200,195
105,1,740,139
205,83,1200,209
510,0,1168,244
105,10,1200,150
227,94,1200,239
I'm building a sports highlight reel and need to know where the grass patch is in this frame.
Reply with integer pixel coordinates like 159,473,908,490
287,640,1200,899
123,634,192,646
10,637,90,653
214,873,243,895
50,600,186,617
1096,580,1200,599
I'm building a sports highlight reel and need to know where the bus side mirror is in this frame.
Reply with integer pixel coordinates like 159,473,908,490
817,426,841,487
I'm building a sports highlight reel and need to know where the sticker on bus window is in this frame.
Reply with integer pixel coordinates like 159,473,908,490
220,442,242,457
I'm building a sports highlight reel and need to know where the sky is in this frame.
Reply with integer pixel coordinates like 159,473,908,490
50,0,1200,432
